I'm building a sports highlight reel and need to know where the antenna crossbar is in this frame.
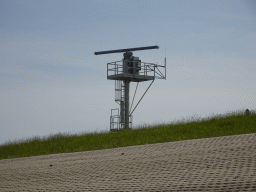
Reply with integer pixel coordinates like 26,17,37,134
94,45,159,55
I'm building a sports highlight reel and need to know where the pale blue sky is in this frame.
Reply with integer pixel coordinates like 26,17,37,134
0,0,255,144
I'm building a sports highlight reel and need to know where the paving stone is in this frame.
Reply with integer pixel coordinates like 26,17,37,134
0,133,256,191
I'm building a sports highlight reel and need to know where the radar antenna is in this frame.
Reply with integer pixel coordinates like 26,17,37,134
94,45,159,55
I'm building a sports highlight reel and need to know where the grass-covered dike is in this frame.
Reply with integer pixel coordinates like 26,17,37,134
1,110,256,160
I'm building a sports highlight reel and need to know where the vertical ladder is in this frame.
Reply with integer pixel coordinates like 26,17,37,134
115,80,125,102
111,80,132,130
115,80,125,129
110,80,125,130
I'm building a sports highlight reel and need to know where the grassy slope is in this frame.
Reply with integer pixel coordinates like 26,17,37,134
0,111,256,160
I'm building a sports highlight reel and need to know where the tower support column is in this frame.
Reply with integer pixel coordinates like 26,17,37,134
124,80,130,129
120,101,124,128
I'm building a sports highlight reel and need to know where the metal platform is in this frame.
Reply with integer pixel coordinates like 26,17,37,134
107,73,155,82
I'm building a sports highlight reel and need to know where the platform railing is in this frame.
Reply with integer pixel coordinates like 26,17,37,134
110,108,120,130
107,60,165,81
110,108,132,131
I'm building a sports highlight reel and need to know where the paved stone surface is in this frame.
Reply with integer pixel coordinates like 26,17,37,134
1,133,256,191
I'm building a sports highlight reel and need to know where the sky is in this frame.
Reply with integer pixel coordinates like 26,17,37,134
0,0,255,145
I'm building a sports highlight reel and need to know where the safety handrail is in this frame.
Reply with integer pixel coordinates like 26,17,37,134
107,60,165,80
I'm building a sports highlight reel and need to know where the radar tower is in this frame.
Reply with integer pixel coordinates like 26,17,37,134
94,45,166,130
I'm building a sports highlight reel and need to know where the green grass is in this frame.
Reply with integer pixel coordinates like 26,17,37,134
1,110,256,160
